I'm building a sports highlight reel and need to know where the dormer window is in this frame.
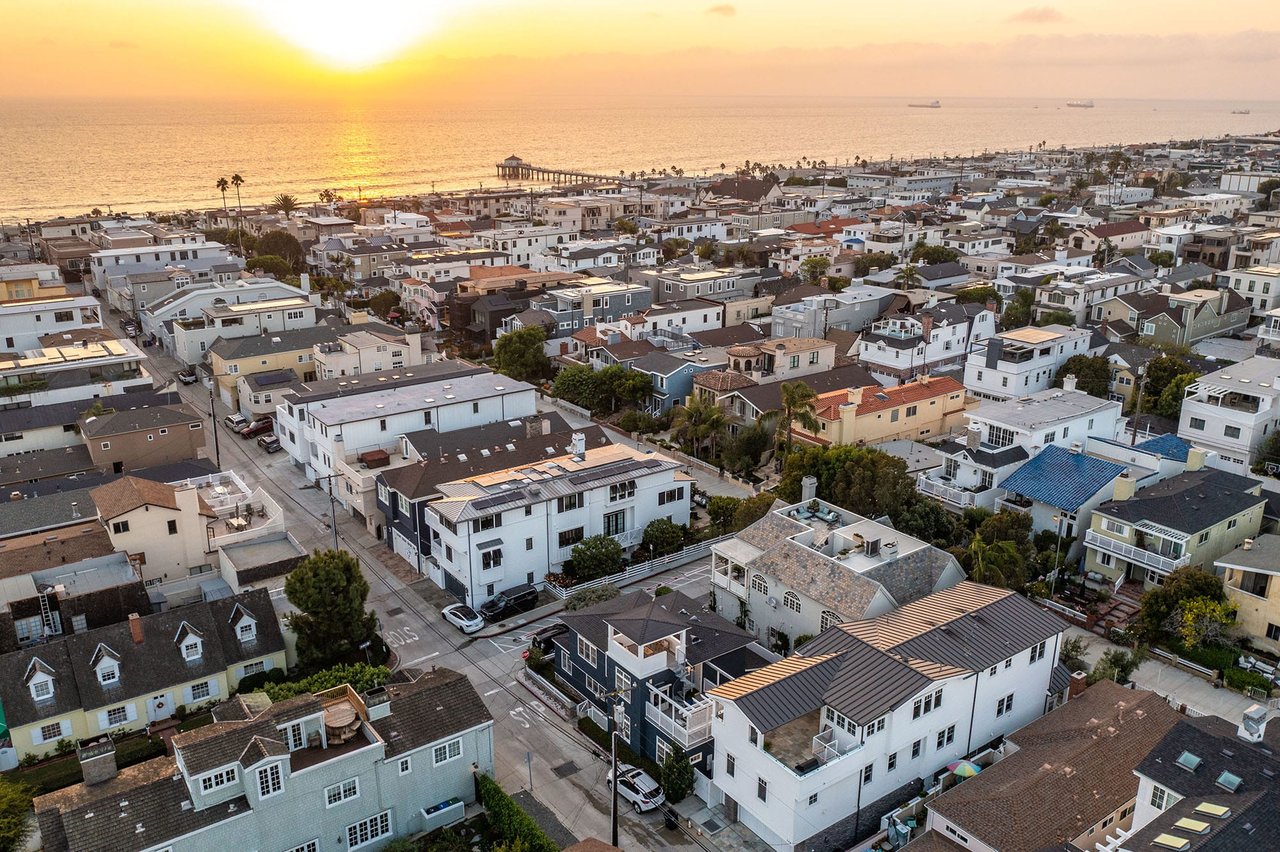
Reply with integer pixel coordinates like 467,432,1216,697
238,620,256,642
31,678,53,702
98,663,119,686
183,640,202,661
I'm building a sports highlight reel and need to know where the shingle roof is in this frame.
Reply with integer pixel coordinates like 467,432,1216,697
78,402,203,437
369,666,494,757
89,476,215,521
0,391,181,434
927,682,1182,852
998,446,1126,512
732,364,880,414
581,591,754,666
0,444,95,486
1097,468,1266,532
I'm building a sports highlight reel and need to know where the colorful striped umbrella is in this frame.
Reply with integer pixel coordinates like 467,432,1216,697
947,759,981,777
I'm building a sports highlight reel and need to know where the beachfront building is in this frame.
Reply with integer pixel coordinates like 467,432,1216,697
962,324,1103,401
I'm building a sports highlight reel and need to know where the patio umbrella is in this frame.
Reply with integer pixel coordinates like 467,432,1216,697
947,759,981,777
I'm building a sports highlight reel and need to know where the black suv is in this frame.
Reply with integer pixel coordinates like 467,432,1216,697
478,583,539,621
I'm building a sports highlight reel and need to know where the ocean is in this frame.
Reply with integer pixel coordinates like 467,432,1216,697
0,95,1274,222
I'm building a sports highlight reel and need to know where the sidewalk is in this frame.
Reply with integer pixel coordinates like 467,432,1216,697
1066,625,1259,720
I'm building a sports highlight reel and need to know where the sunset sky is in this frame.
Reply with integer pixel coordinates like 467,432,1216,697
9,0,1280,102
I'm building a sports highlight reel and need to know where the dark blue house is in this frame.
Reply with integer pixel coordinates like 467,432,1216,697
553,590,769,777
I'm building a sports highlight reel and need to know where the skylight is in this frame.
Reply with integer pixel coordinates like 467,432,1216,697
1215,770,1242,793
1151,835,1190,852
1172,818,1210,836
1193,802,1230,819
1175,751,1202,772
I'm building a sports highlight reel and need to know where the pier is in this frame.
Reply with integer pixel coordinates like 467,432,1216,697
496,155,618,185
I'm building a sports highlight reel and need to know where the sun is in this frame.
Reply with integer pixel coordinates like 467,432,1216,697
234,0,446,70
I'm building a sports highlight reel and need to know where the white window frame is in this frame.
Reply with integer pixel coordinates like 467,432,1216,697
191,681,212,701
398,756,412,775
199,766,238,793
324,776,360,808
432,737,463,766
345,811,392,850
106,705,129,727
285,841,319,852
577,636,598,667
257,763,283,798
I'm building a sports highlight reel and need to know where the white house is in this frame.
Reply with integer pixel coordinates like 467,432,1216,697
1178,355,1280,475
962,324,1104,401
0,337,152,407
706,581,1068,852
471,223,581,265
88,240,237,290
171,297,318,366
0,296,102,352
1221,265,1280,314
857,302,996,386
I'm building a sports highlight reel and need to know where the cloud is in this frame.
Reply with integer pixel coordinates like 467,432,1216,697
1008,6,1065,24
706,4,736,16
108,39,138,49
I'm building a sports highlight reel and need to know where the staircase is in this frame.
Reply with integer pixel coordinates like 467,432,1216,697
1090,582,1144,638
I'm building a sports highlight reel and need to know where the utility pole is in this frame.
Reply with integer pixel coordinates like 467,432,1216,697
325,474,340,551
207,383,222,468
1130,365,1147,446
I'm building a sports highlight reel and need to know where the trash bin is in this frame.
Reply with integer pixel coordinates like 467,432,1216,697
663,808,679,831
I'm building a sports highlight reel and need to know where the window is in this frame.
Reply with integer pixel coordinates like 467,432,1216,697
112,520,130,534
783,591,801,613
481,548,503,570
346,811,392,849
99,664,118,685
238,621,256,642
200,767,238,793
609,481,636,501
997,693,1015,717
1150,785,1168,811
750,575,768,596
39,722,64,743
988,665,997,677
862,764,874,785
1004,657,1013,669
603,510,626,537
1030,640,1047,663
757,777,768,802
191,681,211,701
809,351,820,364
987,425,1015,448
106,706,129,727
1227,518,1238,531
748,725,759,746
655,738,672,765
558,494,582,512
243,660,266,677
887,752,898,772
1224,425,1241,439
911,738,924,759
905,405,918,418
808,792,819,806
789,355,800,369
1267,623,1280,641
399,757,412,775
1198,531,1211,545
432,738,464,766
820,610,840,631
325,777,360,807
577,636,598,666
912,688,943,719
936,725,956,749
1102,518,1130,536
725,753,735,777
1188,417,1205,431
558,528,584,549
167,519,178,535
183,640,201,660
473,513,502,532
657,486,685,506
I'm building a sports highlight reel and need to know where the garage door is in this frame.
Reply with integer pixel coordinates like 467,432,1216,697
392,529,419,572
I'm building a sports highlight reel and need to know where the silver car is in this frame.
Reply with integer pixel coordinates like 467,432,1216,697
441,603,485,634
607,764,666,813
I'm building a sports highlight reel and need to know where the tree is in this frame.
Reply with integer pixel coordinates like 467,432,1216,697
1153,373,1199,419
553,364,600,412
230,173,246,254
1037,309,1077,327
1042,218,1067,244
246,254,293,280
891,264,921,289
1253,430,1280,475
772,381,820,470
954,285,1000,309
799,255,832,286
614,217,639,235
707,496,741,533
1001,288,1034,329
721,421,771,476
284,549,378,671
1147,249,1176,269
1135,566,1225,642
975,509,1035,565
1172,597,1237,649
910,242,960,265
733,492,777,530
1087,647,1147,685
368,290,401,319
0,775,34,851
1036,192,1058,207
1053,355,1112,398
256,230,305,271
597,365,652,414
964,536,1023,588
852,252,900,277
215,176,230,222
694,240,717,261
565,583,620,611
567,535,624,582
271,193,300,215
660,744,695,803
492,326,551,384
642,518,685,557
1141,355,1195,407
1255,178,1280,211
661,237,691,261
1092,237,1117,267
671,396,728,460
778,445,917,522
894,496,963,548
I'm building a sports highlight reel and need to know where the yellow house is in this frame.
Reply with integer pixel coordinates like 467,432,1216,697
0,275,69,302
0,589,286,759
794,375,976,446
1218,534,1280,656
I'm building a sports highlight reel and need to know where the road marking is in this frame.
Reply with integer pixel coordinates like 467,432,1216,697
484,688,501,696
400,651,439,666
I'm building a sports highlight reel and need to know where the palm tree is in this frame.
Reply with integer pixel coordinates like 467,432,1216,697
272,193,300,216
772,381,820,471
230,174,245,255
215,176,230,224
671,397,728,460
893,264,922,289
966,536,1021,588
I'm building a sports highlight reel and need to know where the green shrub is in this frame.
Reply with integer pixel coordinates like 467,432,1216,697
577,718,663,780
236,667,289,693
1224,667,1273,695
794,634,814,649
1167,640,1236,673
654,586,674,597
565,583,621,611
261,663,390,702
660,745,695,803
475,774,559,852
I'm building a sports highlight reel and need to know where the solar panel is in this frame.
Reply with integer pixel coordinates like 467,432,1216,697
568,458,663,486
471,491,524,511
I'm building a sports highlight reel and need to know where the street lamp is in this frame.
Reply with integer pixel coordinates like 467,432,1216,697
1049,513,1067,598
599,684,640,847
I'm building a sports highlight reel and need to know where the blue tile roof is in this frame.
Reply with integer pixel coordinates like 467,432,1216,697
999,446,1127,512
1136,434,1191,463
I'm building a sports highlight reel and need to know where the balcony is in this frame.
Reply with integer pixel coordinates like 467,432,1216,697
645,688,713,749
1084,529,1191,575
712,564,747,598
998,492,1034,512
917,473,1000,510
610,528,643,548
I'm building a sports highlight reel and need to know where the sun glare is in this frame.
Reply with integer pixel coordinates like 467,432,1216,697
235,0,445,70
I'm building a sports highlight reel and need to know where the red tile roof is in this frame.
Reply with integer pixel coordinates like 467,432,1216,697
1087,220,1149,238
853,375,967,416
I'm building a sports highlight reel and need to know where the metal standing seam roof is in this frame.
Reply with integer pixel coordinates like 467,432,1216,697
998,445,1127,512
1136,433,1192,462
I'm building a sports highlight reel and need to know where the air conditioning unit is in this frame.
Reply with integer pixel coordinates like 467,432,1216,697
766,596,778,609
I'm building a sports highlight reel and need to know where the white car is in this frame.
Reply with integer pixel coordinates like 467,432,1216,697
607,764,666,813
441,603,485,635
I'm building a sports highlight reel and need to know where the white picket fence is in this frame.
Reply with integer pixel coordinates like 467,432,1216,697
545,534,734,600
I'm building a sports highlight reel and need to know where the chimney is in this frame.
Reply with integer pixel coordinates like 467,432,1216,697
1243,538,1255,551
174,484,199,519
1186,446,1207,472
847,386,865,406
1062,374,1078,393
570,432,586,457
1113,470,1137,502
1070,441,1082,454
1219,288,1229,314
78,740,118,786
966,424,981,450
128,612,144,645
1069,671,1089,699
800,475,818,503
985,299,998,314
1238,704,1267,744
921,313,934,339
299,272,311,294
363,686,392,721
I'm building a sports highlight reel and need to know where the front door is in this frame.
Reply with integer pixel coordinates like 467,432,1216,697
724,795,738,823
147,692,173,722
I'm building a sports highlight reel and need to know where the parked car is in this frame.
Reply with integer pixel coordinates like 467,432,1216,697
90,287,102,298
257,434,282,454
239,417,274,439
121,320,138,337
529,623,568,654
607,764,666,814
177,368,199,385
478,583,539,621
441,603,485,635
223,413,249,432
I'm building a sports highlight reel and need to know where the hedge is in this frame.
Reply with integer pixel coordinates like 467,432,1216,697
7,734,166,795
260,663,390,702
577,717,662,781
475,773,559,852
1224,667,1274,695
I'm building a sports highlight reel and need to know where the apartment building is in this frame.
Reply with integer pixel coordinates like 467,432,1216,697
706,582,1067,852
472,222,581,264
0,296,102,352
918,384,1122,513
33,667,494,852
963,324,1104,401
710,495,965,649
770,284,896,339
1069,221,1151,254
0,588,284,761
171,297,318,366
858,302,995,385
793,376,974,447
1082,460,1266,589
641,265,777,304
140,278,312,354
498,279,653,354
1221,264,1280,313
313,326,428,380
395,440,690,606
1032,270,1144,327
1177,356,1280,475
0,390,179,458
79,403,205,473
88,240,239,291
0,337,152,407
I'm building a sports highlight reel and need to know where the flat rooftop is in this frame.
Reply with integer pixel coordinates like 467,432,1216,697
0,339,139,372
309,372,534,426
971,387,1119,431
220,531,306,569
775,500,931,574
